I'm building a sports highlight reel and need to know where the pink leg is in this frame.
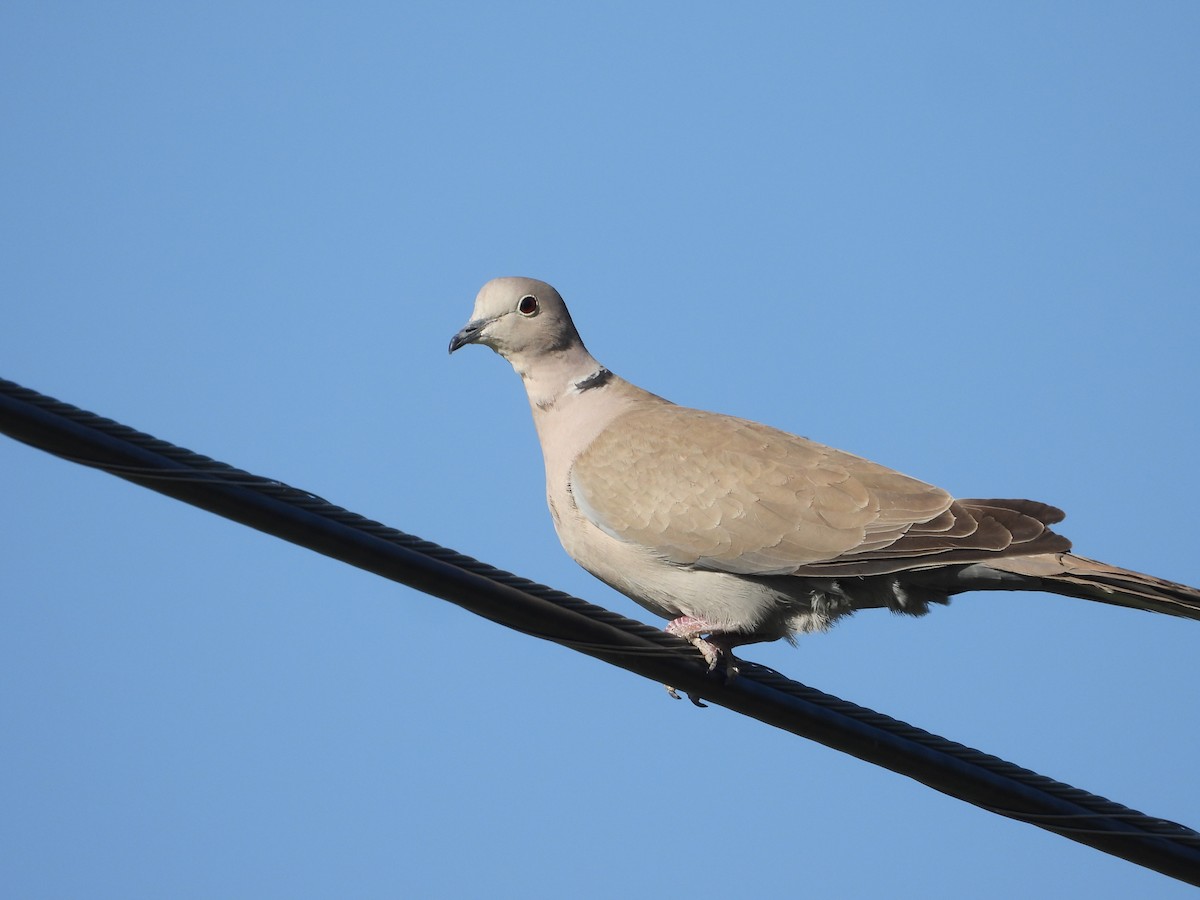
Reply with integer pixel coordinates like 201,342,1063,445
665,616,740,676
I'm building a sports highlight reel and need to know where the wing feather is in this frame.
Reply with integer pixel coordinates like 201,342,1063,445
570,404,1071,577
570,405,954,573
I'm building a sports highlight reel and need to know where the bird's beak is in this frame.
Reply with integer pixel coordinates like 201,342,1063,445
448,319,486,354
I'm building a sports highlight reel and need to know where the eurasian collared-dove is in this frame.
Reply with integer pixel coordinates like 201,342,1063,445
450,277,1200,671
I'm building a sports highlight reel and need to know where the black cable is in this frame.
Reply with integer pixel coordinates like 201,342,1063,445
2,375,1198,885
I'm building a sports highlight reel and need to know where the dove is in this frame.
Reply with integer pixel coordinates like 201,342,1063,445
450,276,1200,670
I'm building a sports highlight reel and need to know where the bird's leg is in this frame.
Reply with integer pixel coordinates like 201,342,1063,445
665,616,740,677
663,617,740,703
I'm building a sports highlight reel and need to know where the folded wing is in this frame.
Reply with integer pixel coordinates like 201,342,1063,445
570,404,1069,577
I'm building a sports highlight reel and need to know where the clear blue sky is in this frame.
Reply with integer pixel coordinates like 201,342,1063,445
3,3,1199,897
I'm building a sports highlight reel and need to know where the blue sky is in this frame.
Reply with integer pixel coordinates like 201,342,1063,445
3,3,1199,897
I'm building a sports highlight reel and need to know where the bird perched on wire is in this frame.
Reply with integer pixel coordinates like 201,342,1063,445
450,276,1200,675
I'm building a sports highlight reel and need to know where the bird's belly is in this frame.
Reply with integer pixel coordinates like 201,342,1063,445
554,512,791,633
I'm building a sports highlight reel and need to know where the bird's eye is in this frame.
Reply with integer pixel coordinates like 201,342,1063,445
517,294,539,317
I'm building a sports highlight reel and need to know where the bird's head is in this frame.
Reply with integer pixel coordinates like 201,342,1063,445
449,277,583,363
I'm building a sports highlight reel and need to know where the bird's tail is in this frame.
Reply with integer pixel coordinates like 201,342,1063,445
985,553,1200,621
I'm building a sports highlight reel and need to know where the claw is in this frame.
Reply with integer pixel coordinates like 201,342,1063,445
664,684,708,707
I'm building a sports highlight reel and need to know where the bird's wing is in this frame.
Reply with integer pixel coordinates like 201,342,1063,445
569,404,992,576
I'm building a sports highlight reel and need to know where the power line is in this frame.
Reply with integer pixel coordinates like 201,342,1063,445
2,375,1198,886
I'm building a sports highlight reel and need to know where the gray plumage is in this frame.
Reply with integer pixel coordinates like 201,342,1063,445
450,277,1200,664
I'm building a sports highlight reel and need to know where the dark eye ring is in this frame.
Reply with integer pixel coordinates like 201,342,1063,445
517,294,539,316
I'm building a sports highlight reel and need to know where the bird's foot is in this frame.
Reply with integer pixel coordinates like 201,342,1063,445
663,617,740,703
665,616,740,673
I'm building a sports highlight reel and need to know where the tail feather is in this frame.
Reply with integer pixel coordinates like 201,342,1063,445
986,553,1200,621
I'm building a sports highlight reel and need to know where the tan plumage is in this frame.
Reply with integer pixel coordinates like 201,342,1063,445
572,403,1069,577
450,276,1200,663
